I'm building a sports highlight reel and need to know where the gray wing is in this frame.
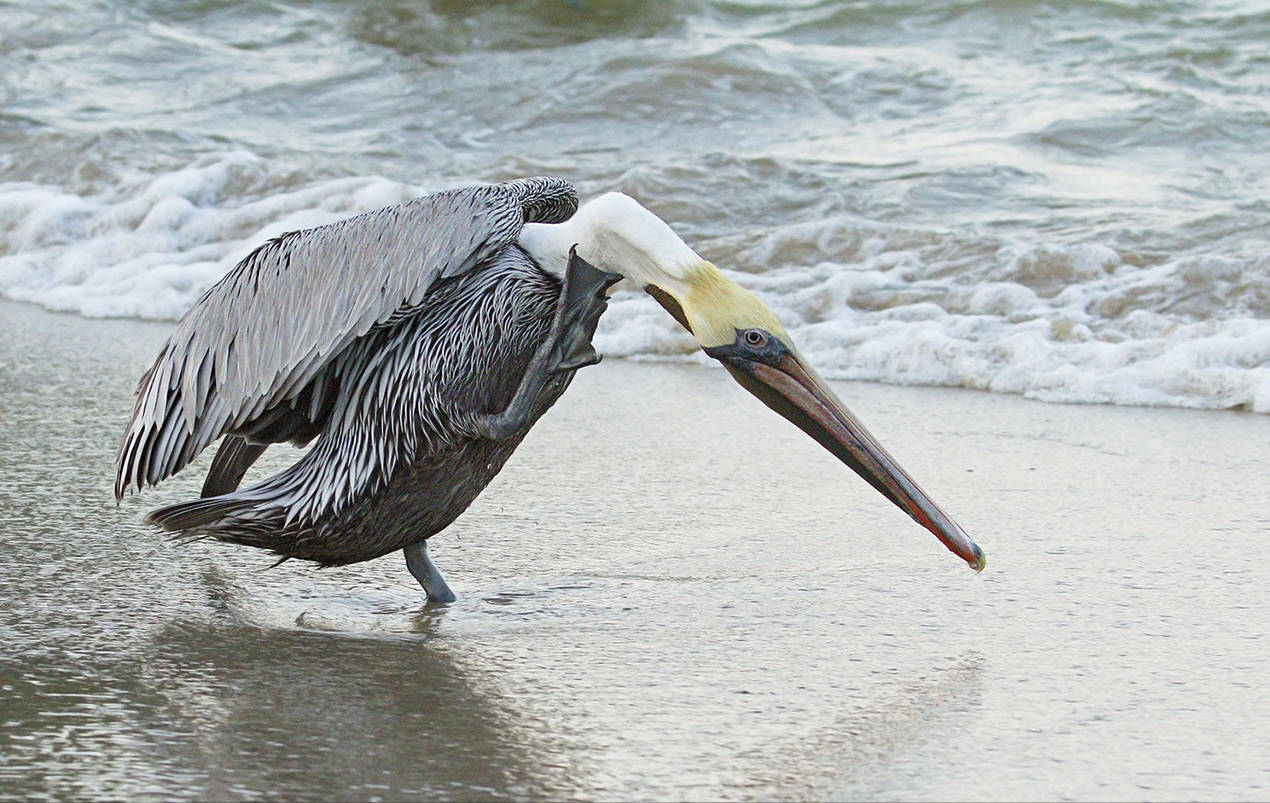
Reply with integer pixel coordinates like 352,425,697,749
115,176,576,500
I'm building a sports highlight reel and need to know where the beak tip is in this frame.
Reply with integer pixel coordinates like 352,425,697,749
967,544,987,573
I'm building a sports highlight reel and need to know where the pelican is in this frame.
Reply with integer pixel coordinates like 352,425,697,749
115,177,984,603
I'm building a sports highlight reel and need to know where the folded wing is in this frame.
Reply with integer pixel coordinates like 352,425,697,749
114,177,576,500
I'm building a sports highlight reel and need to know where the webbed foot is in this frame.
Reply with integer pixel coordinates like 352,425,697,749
474,248,621,440
546,246,624,373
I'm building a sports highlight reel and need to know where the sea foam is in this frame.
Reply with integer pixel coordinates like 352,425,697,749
0,153,421,320
597,213,1270,414
3,154,1269,414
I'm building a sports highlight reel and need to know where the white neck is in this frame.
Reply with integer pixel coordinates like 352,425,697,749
518,191,789,348
517,192,704,294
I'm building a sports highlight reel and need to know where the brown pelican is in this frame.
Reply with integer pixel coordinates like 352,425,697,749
115,177,984,603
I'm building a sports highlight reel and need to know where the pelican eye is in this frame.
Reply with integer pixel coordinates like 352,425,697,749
702,328,786,366
729,327,787,366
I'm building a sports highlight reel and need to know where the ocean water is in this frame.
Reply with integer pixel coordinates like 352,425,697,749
2,0,1269,414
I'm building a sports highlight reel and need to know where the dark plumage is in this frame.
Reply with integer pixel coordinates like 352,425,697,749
116,178,616,594
149,247,560,566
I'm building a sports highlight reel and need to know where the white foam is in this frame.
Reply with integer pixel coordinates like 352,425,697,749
599,218,1270,414
3,158,1269,414
0,152,423,320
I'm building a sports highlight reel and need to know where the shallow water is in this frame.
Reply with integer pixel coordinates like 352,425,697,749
3,300,1269,801
2,0,1270,410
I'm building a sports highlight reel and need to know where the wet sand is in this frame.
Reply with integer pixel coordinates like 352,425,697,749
2,298,1268,801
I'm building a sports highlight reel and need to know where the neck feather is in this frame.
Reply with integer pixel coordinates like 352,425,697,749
518,192,703,290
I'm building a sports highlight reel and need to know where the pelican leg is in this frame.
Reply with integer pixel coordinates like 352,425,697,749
404,540,457,603
474,248,622,441
201,435,268,497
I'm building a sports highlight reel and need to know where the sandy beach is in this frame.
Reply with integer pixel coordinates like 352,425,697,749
2,297,1268,801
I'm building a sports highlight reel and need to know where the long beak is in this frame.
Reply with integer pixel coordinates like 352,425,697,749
721,350,986,572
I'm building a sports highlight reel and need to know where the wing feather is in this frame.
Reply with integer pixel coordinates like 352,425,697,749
115,177,576,500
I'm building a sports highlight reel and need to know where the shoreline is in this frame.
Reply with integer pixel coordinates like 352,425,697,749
4,295,1266,422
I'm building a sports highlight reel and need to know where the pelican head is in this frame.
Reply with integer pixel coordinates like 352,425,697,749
518,193,985,572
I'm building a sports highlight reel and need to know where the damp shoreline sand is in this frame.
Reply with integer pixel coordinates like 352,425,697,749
2,298,1269,801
